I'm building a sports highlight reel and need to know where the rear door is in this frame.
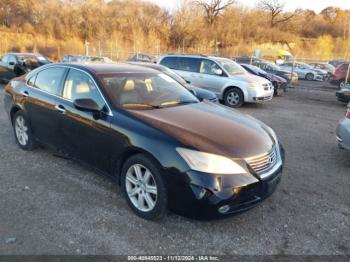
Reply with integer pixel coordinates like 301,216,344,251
175,57,201,85
55,68,114,173
23,66,67,147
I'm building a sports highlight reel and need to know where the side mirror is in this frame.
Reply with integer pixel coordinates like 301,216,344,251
185,79,191,84
74,98,102,118
215,69,223,76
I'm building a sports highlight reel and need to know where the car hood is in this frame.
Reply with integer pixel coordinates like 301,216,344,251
267,73,286,83
229,73,269,84
128,101,275,159
186,84,217,100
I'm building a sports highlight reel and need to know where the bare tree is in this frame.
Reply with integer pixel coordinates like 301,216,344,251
195,0,235,25
257,0,298,27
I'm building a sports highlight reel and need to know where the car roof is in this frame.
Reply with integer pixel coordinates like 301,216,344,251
127,62,166,71
54,62,160,75
7,53,43,57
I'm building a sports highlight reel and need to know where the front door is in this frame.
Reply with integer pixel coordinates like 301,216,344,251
55,68,114,173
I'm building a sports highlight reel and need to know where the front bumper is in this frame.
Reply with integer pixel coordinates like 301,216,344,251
167,144,285,220
336,91,350,103
246,87,274,103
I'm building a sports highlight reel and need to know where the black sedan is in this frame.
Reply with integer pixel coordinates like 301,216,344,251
241,64,287,96
128,62,218,103
0,53,51,83
4,63,284,220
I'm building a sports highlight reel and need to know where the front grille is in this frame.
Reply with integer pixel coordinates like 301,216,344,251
246,147,277,175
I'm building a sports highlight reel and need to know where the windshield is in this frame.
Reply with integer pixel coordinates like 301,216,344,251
18,55,49,63
162,68,187,85
215,58,246,75
245,64,266,75
267,63,281,71
100,73,198,109
301,63,312,69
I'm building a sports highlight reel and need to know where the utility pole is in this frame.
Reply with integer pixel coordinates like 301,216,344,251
85,40,90,56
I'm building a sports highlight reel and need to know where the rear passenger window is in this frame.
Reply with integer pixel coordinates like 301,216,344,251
160,57,178,70
34,67,66,95
178,58,200,72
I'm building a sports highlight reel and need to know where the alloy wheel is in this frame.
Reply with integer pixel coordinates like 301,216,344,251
15,115,29,146
226,91,240,106
125,164,158,212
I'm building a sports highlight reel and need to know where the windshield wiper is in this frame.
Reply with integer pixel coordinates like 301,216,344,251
160,100,198,107
122,103,162,109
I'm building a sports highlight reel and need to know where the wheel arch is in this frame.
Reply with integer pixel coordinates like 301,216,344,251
114,147,164,185
222,85,247,102
10,105,23,125
222,85,248,102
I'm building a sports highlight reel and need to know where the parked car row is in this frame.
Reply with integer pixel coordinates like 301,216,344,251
0,53,51,83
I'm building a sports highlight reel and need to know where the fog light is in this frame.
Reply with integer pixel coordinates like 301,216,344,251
218,205,230,214
190,185,210,200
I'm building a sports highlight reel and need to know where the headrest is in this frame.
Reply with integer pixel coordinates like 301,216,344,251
124,80,135,91
76,82,90,93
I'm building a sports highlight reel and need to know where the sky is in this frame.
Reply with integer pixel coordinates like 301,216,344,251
146,0,350,13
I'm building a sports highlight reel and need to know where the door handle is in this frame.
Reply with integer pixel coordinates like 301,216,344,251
22,91,29,97
55,104,66,114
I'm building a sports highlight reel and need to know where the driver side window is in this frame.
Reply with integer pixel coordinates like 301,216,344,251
62,69,106,110
199,59,221,75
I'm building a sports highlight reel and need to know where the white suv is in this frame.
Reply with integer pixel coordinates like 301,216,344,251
158,54,274,107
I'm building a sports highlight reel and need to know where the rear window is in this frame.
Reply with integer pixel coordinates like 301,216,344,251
160,57,200,73
159,57,178,70
34,67,66,95
177,58,200,72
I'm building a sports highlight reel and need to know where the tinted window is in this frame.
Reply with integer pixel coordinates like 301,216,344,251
199,59,221,75
34,67,66,95
62,69,106,109
160,57,179,70
177,58,200,72
8,55,17,64
1,55,9,63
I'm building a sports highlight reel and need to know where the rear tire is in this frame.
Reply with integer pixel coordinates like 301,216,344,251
224,87,244,108
305,73,314,81
121,154,167,220
12,111,36,151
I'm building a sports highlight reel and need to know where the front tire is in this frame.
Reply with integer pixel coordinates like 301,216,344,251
12,111,35,151
224,87,244,108
305,73,314,81
121,154,167,220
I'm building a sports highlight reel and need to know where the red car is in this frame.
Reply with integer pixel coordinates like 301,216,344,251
331,63,350,89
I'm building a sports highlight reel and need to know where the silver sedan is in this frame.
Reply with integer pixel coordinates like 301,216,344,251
337,103,350,150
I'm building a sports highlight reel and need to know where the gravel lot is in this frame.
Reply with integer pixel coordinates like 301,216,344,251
0,81,349,255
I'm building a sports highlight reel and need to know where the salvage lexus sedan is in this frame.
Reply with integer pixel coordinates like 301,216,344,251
4,63,284,220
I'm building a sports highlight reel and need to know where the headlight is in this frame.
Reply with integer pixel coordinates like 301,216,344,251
248,82,258,88
176,148,247,174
